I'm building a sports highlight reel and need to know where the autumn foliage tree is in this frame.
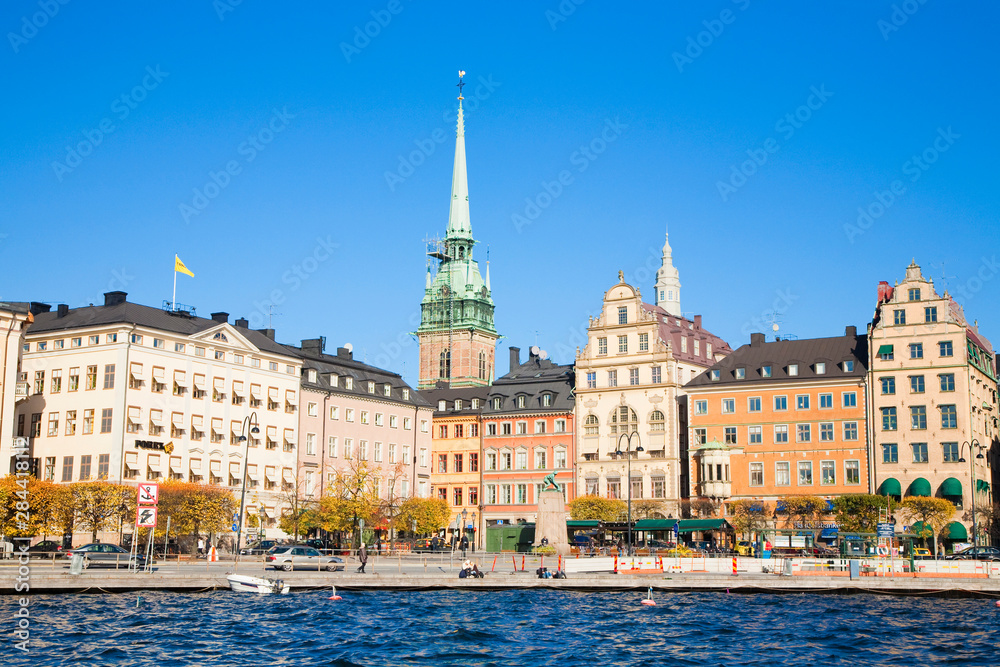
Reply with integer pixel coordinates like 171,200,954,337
569,495,626,522
0,476,63,539
728,499,772,538
831,494,895,534
155,480,237,553
393,497,451,535
72,481,135,543
900,496,956,554
313,460,383,547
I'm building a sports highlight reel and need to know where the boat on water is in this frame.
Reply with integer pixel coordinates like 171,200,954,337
226,574,290,595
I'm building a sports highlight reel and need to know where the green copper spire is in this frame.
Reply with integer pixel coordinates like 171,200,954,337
446,72,472,243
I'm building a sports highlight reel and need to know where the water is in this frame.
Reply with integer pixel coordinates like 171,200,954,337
4,590,998,666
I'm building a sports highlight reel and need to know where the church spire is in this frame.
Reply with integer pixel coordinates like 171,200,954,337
446,70,472,243
654,227,682,316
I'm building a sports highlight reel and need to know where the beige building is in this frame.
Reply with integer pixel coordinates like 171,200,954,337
575,243,731,515
1,302,32,469
7,292,302,539
870,261,998,545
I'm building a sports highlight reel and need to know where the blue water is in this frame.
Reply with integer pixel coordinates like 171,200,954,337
3,590,998,666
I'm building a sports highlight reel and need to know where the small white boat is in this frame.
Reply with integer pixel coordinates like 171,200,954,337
226,573,290,595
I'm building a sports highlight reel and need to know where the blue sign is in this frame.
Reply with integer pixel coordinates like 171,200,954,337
876,522,895,538
672,522,679,540
232,512,240,532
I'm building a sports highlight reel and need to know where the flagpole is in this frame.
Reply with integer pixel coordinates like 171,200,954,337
172,262,177,310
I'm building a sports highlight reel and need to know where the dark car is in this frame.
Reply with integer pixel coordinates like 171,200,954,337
412,538,436,553
28,540,64,557
64,543,146,569
240,539,278,556
264,545,345,571
945,546,1000,562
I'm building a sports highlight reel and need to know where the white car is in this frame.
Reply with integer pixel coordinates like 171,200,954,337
264,545,344,571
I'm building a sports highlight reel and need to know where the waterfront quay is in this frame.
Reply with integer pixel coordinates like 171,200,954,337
6,553,1000,598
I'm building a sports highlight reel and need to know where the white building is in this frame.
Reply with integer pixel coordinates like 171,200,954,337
6,292,303,538
1,302,32,460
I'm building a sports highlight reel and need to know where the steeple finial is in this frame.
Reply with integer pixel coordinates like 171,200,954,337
457,70,466,100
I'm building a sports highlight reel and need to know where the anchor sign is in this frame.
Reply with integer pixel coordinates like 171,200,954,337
137,483,159,505
136,506,158,528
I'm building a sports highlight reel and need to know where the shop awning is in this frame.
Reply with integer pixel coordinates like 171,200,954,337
677,519,732,533
283,429,295,445
908,477,932,497
878,478,902,497
211,419,224,435
192,415,203,430
124,452,138,468
940,477,963,498
946,521,968,540
910,521,933,537
877,344,893,355
566,520,600,528
977,479,991,493
190,459,202,472
634,519,678,531
285,390,297,406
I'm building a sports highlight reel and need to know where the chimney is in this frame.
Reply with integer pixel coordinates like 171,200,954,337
29,302,51,316
694,315,702,329
210,312,229,324
234,317,249,328
509,346,520,372
255,328,275,340
845,325,857,337
750,332,765,347
103,291,127,306
301,338,324,356
337,346,353,360
57,304,69,318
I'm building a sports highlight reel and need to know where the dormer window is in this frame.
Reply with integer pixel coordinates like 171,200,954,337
471,398,480,409
492,397,502,409
367,381,375,394
735,368,746,380
329,374,338,387
815,362,826,375
761,365,772,378
908,288,921,301
788,364,799,376
307,369,317,383
842,360,854,372
383,384,391,397
438,400,447,412
345,377,353,390
402,389,409,400
710,370,720,381
455,399,463,410
516,395,526,409
542,393,553,407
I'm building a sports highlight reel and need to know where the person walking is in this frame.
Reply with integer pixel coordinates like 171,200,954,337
459,535,469,558
197,537,205,557
356,542,369,573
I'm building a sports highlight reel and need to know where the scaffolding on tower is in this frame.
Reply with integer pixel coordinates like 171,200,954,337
425,236,454,384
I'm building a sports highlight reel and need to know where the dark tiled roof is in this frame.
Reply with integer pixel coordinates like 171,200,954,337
484,354,575,415
290,345,430,408
27,300,293,357
422,386,489,416
641,303,732,365
0,302,31,315
685,330,868,388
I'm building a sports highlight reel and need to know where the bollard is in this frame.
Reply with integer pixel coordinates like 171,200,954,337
512,555,517,572
614,555,618,574
732,556,738,577
491,555,497,572
558,555,563,571
521,555,525,571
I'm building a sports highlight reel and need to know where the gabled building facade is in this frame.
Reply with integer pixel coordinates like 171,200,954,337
0,302,32,461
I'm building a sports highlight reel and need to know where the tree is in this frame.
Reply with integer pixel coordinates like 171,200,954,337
155,481,236,554
974,503,1000,545
679,498,718,519
393,497,451,535
568,495,626,522
314,459,383,547
0,476,62,539
631,499,667,520
277,468,317,542
832,494,895,534
728,500,771,538
779,495,829,544
72,481,134,543
900,496,956,555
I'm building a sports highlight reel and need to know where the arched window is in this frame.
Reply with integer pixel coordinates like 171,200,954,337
649,410,665,432
609,406,638,435
584,414,599,436
439,350,451,380
478,351,487,379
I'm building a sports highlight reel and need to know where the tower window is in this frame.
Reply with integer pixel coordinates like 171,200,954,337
439,350,451,379
478,351,487,380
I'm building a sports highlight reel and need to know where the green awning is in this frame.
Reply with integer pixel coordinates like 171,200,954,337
976,480,991,494
910,521,934,538
940,477,963,498
877,478,902,497
566,520,600,528
677,519,732,533
945,521,968,540
907,477,932,497
877,344,894,355
634,519,677,530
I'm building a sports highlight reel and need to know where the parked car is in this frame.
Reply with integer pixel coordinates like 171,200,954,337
945,546,1000,562
265,545,345,571
28,540,64,557
64,543,146,569
911,547,932,560
240,539,278,556
734,540,754,556
412,538,436,553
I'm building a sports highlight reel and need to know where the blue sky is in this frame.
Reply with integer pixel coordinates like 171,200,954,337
2,1,998,385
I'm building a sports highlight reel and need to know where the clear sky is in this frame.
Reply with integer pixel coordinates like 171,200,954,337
2,1,998,385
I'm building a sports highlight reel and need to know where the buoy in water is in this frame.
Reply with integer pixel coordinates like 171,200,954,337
995,600,1000,608
328,585,342,601
641,586,656,606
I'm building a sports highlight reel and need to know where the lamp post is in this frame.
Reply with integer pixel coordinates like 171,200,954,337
959,439,985,547
471,511,477,553
615,431,643,556
235,411,260,562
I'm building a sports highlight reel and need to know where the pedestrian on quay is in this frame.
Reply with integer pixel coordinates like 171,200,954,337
460,535,469,558
431,535,439,551
356,542,369,573
197,537,205,557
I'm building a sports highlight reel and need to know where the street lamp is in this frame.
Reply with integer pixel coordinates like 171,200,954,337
471,511,477,552
235,411,260,561
959,439,986,546
615,430,643,556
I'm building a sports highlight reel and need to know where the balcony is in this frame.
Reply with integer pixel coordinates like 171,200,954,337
14,381,29,401
698,480,731,499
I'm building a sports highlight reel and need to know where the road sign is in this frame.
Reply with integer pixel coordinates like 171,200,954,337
137,483,159,505
232,512,240,532
136,506,158,528
876,522,895,538
673,522,680,541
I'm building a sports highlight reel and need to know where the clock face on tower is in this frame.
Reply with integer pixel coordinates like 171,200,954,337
441,286,450,297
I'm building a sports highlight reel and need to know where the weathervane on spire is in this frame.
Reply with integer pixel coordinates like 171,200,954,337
457,70,466,100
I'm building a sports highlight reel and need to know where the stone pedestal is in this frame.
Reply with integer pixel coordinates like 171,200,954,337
534,490,570,556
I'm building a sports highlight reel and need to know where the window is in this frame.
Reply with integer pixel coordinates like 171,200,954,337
584,415,599,436
843,360,854,372
843,392,857,408
516,421,527,435
750,463,764,486
102,364,115,389
554,419,565,433
894,309,906,325
607,478,620,499
882,443,898,464
516,451,527,470
881,377,895,395
598,337,607,355
710,370,720,381
639,332,648,351
486,422,497,436
346,409,354,422
343,439,353,459
748,425,762,444
796,395,809,410
911,442,928,463
69,368,79,391
51,370,62,393
501,423,512,435
437,488,448,502
909,375,925,394
692,428,707,445
815,362,826,375
693,340,700,356
819,393,833,409
651,475,665,498
307,402,318,417
470,453,479,472
820,423,834,441
516,395,526,409
735,368,745,380
97,454,109,480
360,411,369,425
100,408,113,433
501,451,512,470
535,449,546,469
694,400,707,415
881,407,897,430
554,450,566,469
843,422,858,440
776,462,790,486
305,433,316,456
328,437,338,458
939,373,955,392
628,368,639,385
796,424,811,442
47,412,59,436
650,366,661,384
586,372,596,389
843,460,860,485
821,461,835,485
748,397,761,412
909,343,923,359
911,405,927,430
516,484,528,504
607,370,617,387
453,487,463,506
774,424,788,443
722,398,735,414
940,404,957,429
486,485,497,504
788,364,799,376
943,442,960,463
924,306,937,323
618,335,628,353
541,394,553,407
761,365,772,378
438,425,448,439
367,381,375,394
724,427,737,445
908,288,921,301
681,337,688,353
359,440,369,460
939,341,953,357
648,411,665,433
29,413,41,437
375,413,384,427
62,456,74,482
65,411,76,436
83,409,94,435
344,376,352,390
774,395,787,411
880,346,894,361
486,452,497,470
71,337,81,347
798,461,813,485
535,420,546,434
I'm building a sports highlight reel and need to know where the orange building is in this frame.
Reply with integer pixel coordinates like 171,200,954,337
684,328,870,511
